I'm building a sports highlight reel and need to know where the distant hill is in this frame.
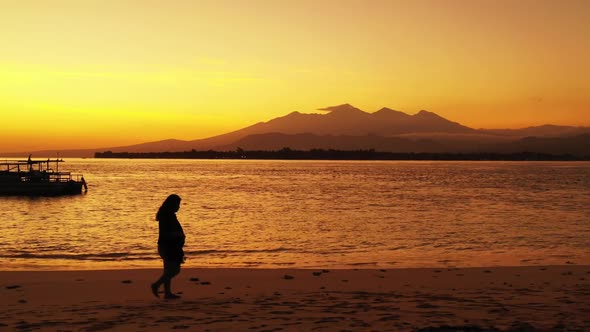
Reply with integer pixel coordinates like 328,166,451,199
3,104,589,157
218,132,590,156
219,133,447,153
479,124,590,137
492,133,590,156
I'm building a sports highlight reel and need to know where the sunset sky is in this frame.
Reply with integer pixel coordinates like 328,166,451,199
1,0,589,152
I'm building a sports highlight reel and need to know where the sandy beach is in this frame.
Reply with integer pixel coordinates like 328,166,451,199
1,266,588,331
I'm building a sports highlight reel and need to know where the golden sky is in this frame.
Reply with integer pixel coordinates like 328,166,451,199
1,0,589,152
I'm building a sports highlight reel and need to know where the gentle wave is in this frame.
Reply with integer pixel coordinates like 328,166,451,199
0,247,297,261
185,247,293,255
1,253,154,261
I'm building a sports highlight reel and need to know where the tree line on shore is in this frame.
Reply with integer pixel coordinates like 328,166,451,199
93,148,589,161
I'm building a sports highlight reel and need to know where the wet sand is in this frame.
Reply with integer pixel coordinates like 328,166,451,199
1,266,589,331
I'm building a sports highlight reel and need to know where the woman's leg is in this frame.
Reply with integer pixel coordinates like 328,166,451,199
162,260,181,298
152,259,181,298
151,260,166,298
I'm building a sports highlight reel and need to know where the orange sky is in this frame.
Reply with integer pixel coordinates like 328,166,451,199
1,0,589,152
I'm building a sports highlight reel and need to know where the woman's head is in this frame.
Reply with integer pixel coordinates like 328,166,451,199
156,194,182,221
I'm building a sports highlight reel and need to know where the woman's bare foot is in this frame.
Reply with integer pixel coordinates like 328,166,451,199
151,283,160,298
164,293,181,300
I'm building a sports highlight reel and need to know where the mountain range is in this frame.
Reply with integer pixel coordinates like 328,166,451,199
4,104,590,157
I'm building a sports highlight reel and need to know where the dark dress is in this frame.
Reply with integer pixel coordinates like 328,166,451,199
157,213,185,264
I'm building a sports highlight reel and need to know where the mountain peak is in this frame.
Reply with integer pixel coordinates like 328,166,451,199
376,107,396,112
318,103,365,114
374,107,410,117
415,110,440,117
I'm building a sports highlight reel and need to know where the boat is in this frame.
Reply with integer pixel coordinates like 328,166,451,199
0,156,87,196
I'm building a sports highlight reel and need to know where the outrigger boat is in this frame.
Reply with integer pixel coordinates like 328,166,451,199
0,156,87,196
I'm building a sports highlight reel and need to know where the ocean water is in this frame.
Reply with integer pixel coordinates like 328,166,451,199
1,159,589,270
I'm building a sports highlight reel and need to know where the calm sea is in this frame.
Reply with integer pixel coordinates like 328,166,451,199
1,159,589,270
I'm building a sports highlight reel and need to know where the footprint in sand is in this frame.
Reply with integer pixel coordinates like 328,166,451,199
5,285,21,289
172,324,190,329
270,311,294,315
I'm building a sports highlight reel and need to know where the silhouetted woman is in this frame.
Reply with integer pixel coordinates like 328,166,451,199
151,194,185,299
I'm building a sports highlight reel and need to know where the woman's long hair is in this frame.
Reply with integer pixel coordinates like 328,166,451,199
156,194,181,221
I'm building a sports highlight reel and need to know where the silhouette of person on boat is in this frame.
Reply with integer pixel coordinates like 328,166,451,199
81,176,88,192
151,194,185,299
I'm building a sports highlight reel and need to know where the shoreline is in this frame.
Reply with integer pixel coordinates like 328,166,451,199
0,263,586,272
94,151,590,161
2,265,589,331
